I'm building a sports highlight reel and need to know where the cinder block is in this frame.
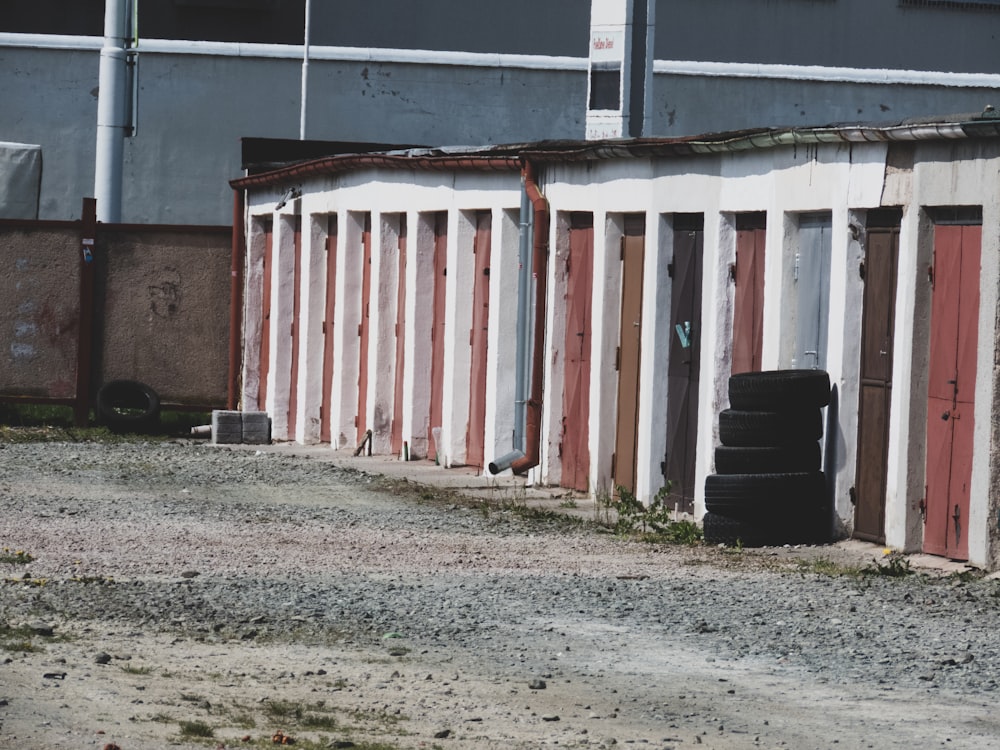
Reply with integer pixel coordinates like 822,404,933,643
241,411,271,445
211,410,243,444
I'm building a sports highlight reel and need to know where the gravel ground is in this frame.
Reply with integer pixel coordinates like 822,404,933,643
1,438,1000,749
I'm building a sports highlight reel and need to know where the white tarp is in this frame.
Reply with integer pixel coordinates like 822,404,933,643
0,142,42,219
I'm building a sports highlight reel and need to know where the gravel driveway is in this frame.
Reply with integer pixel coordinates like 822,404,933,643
1,438,999,749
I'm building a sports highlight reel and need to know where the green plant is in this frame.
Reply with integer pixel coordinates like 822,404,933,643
0,548,34,564
120,663,153,675
559,498,578,509
597,484,702,544
862,550,914,577
178,719,214,738
795,556,863,577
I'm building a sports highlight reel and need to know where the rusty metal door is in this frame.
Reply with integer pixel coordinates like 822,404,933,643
428,213,447,462
853,216,899,543
391,216,407,455
613,215,645,495
924,220,981,560
793,213,831,370
561,212,594,492
356,214,372,444
287,216,303,438
466,211,491,469
320,215,337,443
258,219,273,411
664,215,703,514
732,213,765,375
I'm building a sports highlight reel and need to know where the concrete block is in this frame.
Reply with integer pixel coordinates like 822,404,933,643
241,411,271,445
211,410,243,444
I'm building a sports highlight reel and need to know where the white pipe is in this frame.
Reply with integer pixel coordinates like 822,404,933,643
299,0,311,140
94,0,128,223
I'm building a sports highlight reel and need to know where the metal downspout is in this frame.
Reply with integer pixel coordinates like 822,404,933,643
489,160,549,475
227,188,245,410
94,0,128,222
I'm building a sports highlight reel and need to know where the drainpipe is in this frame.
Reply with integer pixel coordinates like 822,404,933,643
228,188,246,410
489,160,549,475
94,0,128,223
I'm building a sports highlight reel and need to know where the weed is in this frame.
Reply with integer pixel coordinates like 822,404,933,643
558,498,578,509
597,484,702,544
178,719,214,738
120,663,153,675
0,548,34,564
862,550,914,577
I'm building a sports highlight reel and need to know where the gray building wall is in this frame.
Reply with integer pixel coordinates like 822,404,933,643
5,0,1000,224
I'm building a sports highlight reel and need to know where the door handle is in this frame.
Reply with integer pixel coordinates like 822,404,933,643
941,410,950,421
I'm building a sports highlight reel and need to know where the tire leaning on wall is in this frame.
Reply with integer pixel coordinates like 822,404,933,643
96,380,161,434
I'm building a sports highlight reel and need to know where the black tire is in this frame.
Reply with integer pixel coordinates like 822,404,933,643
704,471,826,517
729,369,831,411
718,408,823,447
97,380,161,434
703,510,827,547
714,443,821,474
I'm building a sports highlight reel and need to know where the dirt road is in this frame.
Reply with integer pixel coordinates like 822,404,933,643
1,439,998,749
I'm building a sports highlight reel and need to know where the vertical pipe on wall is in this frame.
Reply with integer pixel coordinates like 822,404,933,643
95,0,128,223
489,161,549,475
299,0,311,140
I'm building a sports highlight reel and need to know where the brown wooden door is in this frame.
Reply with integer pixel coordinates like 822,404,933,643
924,222,980,560
614,215,645,495
853,220,899,543
357,214,372,443
287,215,303,439
466,211,491,469
561,212,594,492
258,219,273,412
732,214,766,375
320,215,337,443
428,213,447,462
664,215,703,514
391,216,408,455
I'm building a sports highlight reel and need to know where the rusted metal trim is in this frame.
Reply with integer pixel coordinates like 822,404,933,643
228,189,245,410
230,154,521,189
510,159,549,476
74,197,97,427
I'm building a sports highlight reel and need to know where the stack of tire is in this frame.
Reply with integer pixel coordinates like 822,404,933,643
704,369,831,547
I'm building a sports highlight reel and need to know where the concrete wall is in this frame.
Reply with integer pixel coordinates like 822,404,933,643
0,41,585,225
97,227,232,406
0,225,80,399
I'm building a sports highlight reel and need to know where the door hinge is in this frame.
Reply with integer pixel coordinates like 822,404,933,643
357,323,362,337
919,493,927,522
729,261,737,282
927,264,934,287
667,260,674,279
794,252,801,282
620,236,626,261
611,451,616,479
615,346,621,371
859,260,866,280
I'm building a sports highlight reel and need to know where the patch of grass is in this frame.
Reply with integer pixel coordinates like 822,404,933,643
597,485,703,544
263,699,345,732
178,719,214,738
558,498,579,508
0,548,34,564
862,550,914,577
120,663,153,675
0,622,66,653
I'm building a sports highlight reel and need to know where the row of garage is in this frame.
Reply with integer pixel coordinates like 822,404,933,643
231,116,1000,568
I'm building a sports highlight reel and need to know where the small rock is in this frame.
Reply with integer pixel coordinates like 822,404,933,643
180,570,200,578
542,714,560,722
529,679,547,690
94,653,112,665
433,729,451,739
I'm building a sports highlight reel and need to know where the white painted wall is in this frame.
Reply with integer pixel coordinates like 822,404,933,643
242,135,1000,568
